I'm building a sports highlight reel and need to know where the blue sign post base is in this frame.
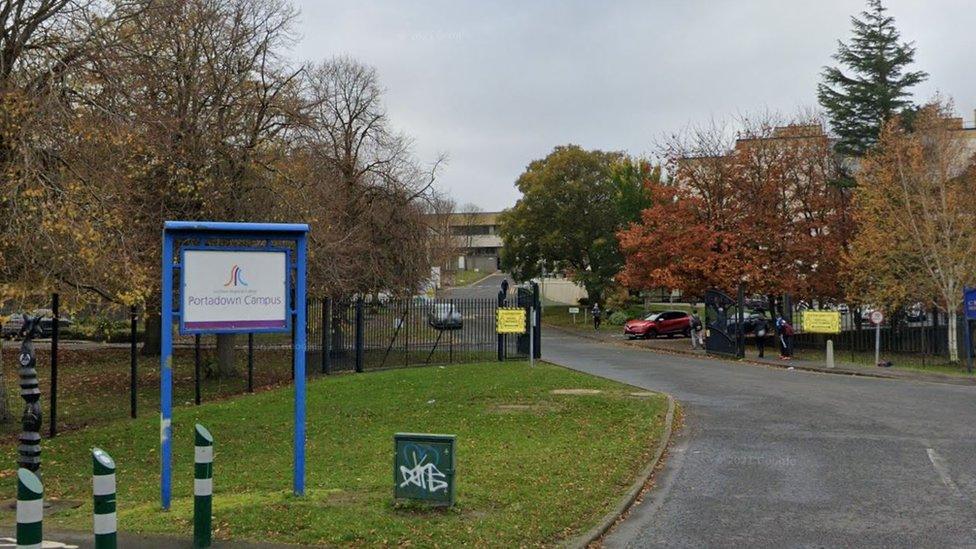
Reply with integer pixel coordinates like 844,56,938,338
160,221,309,510
964,287,976,374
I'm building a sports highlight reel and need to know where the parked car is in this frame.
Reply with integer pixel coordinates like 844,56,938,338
428,303,462,331
1,314,24,339
623,311,691,339
905,303,926,323
1,310,73,339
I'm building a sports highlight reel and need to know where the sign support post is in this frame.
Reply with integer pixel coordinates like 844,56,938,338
160,221,308,510
529,307,535,368
963,287,976,374
869,310,884,366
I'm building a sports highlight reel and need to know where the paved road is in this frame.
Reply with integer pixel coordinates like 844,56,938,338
437,272,511,300
544,331,976,547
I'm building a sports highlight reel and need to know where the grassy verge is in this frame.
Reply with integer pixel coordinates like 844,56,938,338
4,361,669,546
790,347,974,377
542,304,704,333
445,269,493,287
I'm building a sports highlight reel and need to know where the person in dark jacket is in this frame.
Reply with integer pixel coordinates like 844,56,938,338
690,312,704,349
776,315,794,359
591,303,602,330
755,317,768,358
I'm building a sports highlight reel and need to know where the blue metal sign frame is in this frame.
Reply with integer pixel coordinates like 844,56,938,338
178,245,292,335
964,287,976,374
964,287,976,320
160,221,309,510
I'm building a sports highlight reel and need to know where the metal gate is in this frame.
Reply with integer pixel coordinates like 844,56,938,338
498,282,541,361
704,287,743,357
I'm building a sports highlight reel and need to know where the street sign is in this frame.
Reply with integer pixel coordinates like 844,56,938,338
160,221,309,510
496,307,527,334
181,248,289,334
568,307,580,314
394,433,455,506
869,310,884,325
965,288,976,320
802,311,841,334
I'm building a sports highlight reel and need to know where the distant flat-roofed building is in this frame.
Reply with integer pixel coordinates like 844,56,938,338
429,211,504,272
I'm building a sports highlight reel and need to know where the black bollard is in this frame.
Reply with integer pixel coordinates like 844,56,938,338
17,316,43,472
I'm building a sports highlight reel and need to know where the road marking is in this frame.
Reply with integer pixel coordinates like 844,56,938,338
926,448,964,498
0,538,78,548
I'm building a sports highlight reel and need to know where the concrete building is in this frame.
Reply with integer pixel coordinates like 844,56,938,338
443,211,504,273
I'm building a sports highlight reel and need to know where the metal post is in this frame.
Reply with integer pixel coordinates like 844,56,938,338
247,333,254,393
874,322,881,366
290,311,296,381
322,299,331,374
736,284,745,359
497,290,505,361
92,448,117,548
50,292,59,438
293,234,308,496
17,468,43,548
130,306,137,419
354,298,364,373
160,232,174,510
404,298,410,367
194,334,201,406
532,282,541,359
529,306,535,368
193,424,214,548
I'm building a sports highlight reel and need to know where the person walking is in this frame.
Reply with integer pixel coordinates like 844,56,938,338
591,303,602,330
755,316,768,358
690,312,704,350
776,315,794,360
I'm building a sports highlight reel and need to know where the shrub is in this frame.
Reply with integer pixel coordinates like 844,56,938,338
608,311,628,326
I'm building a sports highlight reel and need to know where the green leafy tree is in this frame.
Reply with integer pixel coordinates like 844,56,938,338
817,0,927,157
499,146,655,304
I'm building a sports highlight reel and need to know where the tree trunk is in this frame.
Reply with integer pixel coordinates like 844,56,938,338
216,333,239,377
142,310,161,356
948,309,959,363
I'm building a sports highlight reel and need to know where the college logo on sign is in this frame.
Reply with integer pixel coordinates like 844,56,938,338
223,265,248,287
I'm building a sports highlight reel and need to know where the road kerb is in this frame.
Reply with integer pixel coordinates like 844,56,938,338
545,324,976,386
562,394,676,549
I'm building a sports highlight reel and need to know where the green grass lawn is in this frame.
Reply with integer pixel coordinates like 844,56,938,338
542,304,705,333
790,347,974,377
445,269,493,287
0,343,296,439
4,361,669,546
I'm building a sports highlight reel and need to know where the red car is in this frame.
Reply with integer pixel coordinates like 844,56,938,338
623,311,692,339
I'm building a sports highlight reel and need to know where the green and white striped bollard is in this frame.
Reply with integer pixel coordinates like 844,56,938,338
193,424,214,548
16,468,43,549
92,447,117,548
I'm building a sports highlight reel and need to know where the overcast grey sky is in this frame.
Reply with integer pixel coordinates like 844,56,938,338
289,0,976,211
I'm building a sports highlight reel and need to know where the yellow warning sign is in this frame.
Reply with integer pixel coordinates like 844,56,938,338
496,308,527,334
802,311,841,334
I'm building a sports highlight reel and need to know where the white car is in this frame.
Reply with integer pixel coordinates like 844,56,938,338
428,303,462,330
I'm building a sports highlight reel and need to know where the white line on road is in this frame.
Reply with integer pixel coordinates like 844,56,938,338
926,448,964,499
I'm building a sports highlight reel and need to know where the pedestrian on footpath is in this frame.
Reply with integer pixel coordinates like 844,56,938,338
690,312,704,350
755,317,768,358
591,303,602,330
776,315,794,360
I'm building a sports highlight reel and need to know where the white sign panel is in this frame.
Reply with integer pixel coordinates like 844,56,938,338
182,249,288,333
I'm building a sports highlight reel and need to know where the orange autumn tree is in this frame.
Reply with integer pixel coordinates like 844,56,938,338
619,115,851,303
843,101,976,362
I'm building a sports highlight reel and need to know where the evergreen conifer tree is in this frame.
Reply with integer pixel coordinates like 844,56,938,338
818,0,927,157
